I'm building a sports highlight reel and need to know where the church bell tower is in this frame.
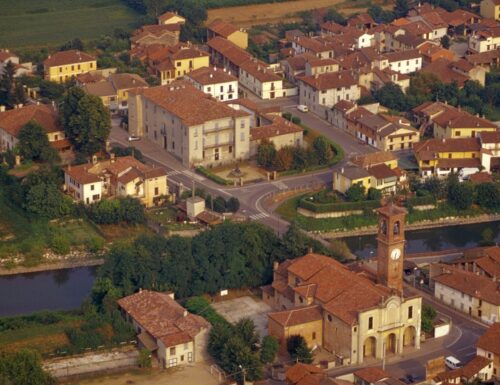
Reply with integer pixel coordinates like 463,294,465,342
377,204,407,293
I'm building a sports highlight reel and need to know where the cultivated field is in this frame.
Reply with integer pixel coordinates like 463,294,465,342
0,0,140,48
207,0,390,27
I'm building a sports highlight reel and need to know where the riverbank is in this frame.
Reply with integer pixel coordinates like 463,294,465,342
0,258,104,276
323,213,500,238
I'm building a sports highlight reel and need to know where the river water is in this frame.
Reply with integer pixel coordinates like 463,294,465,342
0,221,499,317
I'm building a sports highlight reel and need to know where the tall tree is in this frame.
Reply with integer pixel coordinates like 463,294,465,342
286,335,313,364
0,61,25,108
313,136,333,165
18,121,59,163
0,349,54,385
62,89,111,156
394,0,409,18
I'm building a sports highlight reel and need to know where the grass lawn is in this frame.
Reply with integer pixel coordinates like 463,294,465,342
146,207,201,231
0,0,141,48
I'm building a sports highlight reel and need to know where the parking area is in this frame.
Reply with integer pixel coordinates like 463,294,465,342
211,296,272,337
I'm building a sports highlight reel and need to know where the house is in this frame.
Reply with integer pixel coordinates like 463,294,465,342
480,0,500,20
383,50,423,74
432,356,493,385
413,137,482,178
43,50,97,83
450,246,500,279
346,108,420,151
207,36,254,75
83,73,148,113
468,27,500,53
239,60,285,99
431,264,500,324
157,11,186,26
281,53,317,83
333,151,404,194
207,19,248,49
479,131,500,171
131,24,181,48
0,104,71,154
348,13,377,30
0,49,31,77
418,42,456,64
421,58,487,86
328,100,358,130
250,114,303,156
298,71,360,118
354,367,405,385
262,205,422,365
476,323,500,378
286,363,337,385
186,66,238,101
128,81,251,167
117,290,210,368
466,48,500,68
64,155,167,207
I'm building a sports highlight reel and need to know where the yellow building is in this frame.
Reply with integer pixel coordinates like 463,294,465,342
263,205,422,365
480,0,500,20
153,45,210,85
414,137,482,178
207,19,248,49
43,50,96,83
433,108,497,139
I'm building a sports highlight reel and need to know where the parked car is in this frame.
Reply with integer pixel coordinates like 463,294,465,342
297,104,309,113
128,135,141,142
445,356,462,370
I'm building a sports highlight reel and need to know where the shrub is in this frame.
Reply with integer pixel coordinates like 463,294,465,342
227,197,240,213
291,116,301,124
346,183,366,202
185,297,230,327
260,335,279,363
287,335,313,364
138,349,152,368
49,232,71,255
85,237,105,253
299,197,379,213
195,166,232,185
213,197,227,213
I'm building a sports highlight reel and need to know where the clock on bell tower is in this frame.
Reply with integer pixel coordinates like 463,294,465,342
376,203,407,293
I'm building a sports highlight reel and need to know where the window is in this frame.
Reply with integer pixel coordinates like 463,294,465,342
229,145,232,153
170,347,176,355
240,132,245,141
181,355,184,362
71,65,74,71
207,86,211,92
353,327,357,332
59,67,62,73
220,85,224,92
154,187,159,196
172,141,175,149
240,120,245,129
455,131,461,136
368,316,373,330
90,63,93,69
408,306,413,319
91,184,95,191
78,64,81,70
177,62,181,67
312,332,316,340
299,296,304,303
328,315,332,322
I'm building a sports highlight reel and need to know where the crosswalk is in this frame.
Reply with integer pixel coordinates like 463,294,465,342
272,181,288,190
250,212,269,220
183,170,205,181
166,170,182,177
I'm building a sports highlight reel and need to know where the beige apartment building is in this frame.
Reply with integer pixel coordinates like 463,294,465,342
263,205,422,365
128,81,251,167
43,50,96,83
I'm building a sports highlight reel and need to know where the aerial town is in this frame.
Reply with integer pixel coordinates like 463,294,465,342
0,0,499,384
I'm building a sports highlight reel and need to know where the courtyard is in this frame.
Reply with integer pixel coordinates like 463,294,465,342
211,295,272,337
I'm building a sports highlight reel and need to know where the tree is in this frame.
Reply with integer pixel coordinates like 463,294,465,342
329,239,352,261
235,318,260,351
0,349,54,385
394,0,409,18
287,335,313,364
226,197,240,213
313,136,333,165
440,35,451,49
447,176,474,210
475,182,499,210
367,187,382,201
260,335,279,364
421,304,436,333
213,196,227,213
423,176,446,199
373,83,409,111
220,335,263,382
0,61,25,108
18,121,59,163
273,146,294,171
137,349,152,368
346,182,366,202
324,8,346,25
257,140,277,169
62,87,111,156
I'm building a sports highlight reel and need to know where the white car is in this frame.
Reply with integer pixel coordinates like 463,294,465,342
128,135,141,142
297,104,309,113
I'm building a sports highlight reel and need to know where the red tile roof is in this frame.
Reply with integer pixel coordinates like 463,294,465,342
355,367,390,383
268,305,323,327
476,323,500,355
286,363,324,384
187,66,237,85
0,104,62,137
117,290,210,348
208,19,240,38
43,50,95,67
208,36,253,67
251,115,302,141
298,71,357,91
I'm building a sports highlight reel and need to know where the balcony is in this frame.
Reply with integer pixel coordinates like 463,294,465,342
203,140,233,149
203,125,234,135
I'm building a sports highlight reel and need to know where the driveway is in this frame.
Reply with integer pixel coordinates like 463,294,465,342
211,296,272,337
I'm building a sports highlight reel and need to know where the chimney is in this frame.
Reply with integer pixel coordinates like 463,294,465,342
0,106,5,112
273,261,279,271
183,310,188,317
110,153,116,163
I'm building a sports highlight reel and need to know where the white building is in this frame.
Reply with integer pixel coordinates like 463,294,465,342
469,28,500,53
0,49,31,77
239,60,285,99
186,66,238,102
383,50,423,74
298,71,360,118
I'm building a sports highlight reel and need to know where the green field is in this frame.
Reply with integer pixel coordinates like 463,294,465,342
0,0,141,48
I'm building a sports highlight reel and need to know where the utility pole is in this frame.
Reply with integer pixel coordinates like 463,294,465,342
239,365,246,385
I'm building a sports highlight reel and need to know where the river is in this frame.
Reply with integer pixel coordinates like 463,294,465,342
1,221,499,317
0,266,97,317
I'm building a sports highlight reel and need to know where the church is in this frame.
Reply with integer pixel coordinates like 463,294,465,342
262,204,422,365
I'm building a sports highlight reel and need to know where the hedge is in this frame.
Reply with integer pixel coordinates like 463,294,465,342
184,297,230,327
406,195,437,207
195,166,232,186
299,197,379,213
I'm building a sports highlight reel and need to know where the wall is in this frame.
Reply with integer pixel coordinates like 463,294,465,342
46,60,96,83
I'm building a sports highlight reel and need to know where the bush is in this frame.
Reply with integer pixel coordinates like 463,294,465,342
185,297,230,327
287,335,313,364
49,232,71,255
299,197,379,213
213,196,227,213
195,166,232,185
367,188,382,201
291,116,301,124
227,197,240,213
260,335,279,363
138,349,152,368
85,237,105,253
346,183,366,202
87,198,145,225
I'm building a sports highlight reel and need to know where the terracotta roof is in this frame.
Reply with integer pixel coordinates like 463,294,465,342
83,81,116,97
43,50,95,67
479,131,500,144
158,11,185,23
239,60,281,83
187,66,237,85
421,59,469,86
337,165,371,180
368,163,398,179
110,73,148,90
298,71,357,91
286,363,324,384
285,53,316,71
0,50,17,62
436,157,481,169
170,47,209,61
433,108,496,129
250,115,302,141
129,80,249,126
441,9,478,27
268,305,322,327
401,21,433,36
466,49,500,66
476,323,500,355
351,151,396,168
117,290,210,347
434,267,500,305
333,100,356,113
354,367,390,383
208,19,240,38
414,137,481,154
207,36,253,67
377,203,407,217
468,172,493,183
461,356,491,379
393,33,426,48
0,104,62,137
132,24,180,43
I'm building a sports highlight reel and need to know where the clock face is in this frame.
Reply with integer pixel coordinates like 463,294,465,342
391,248,401,260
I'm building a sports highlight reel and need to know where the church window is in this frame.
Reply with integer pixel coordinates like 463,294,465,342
393,221,400,235
368,317,373,330
380,220,387,235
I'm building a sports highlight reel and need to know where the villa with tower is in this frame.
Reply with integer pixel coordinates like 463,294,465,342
262,204,422,365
